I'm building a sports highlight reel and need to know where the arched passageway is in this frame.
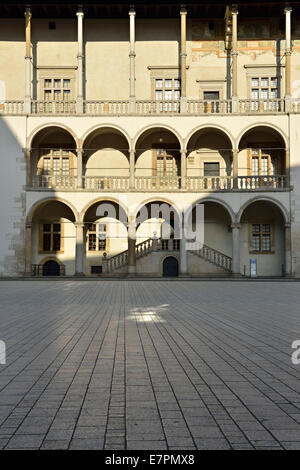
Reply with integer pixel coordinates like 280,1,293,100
163,257,179,277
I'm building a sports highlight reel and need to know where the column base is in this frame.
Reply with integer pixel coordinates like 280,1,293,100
74,272,85,277
127,266,136,276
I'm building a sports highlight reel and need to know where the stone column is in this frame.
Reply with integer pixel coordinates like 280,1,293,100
75,223,85,276
76,7,84,114
231,223,241,276
25,148,31,187
77,148,83,188
232,148,239,189
25,222,32,275
285,6,292,112
129,149,135,189
285,148,290,187
181,150,186,190
180,7,187,113
129,7,136,113
24,7,32,114
231,5,239,112
285,223,292,276
180,219,188,275
128,216,136,275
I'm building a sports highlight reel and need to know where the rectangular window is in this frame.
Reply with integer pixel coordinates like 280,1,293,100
154,78,181,111
249,148,279,176
42,223,61,252
250,76,279,106
155,148,177,177
250,223,272,253
87,223,107,252
43,78,72,101
204,162,220,176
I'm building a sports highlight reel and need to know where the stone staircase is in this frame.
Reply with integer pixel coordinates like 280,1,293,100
103,238,232,274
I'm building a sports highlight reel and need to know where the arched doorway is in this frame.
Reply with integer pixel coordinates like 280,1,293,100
43,260,60,276
163,257,179,277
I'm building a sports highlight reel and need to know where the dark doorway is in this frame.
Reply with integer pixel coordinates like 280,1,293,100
43,260,60,276
163,256,179,277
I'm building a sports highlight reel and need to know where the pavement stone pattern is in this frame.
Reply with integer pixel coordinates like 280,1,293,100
0,280,300,450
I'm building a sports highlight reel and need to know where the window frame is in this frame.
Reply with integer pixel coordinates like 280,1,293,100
86,223,109,253
39,221,64,254
248,220,274,254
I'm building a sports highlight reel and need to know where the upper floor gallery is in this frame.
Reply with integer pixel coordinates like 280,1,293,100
0,0,300,116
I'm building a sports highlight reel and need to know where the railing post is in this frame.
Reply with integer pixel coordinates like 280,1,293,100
285,223,292,276
24,7,32,114
180,217,188,275
128,216,136,275
231,223,241,276
75,222,85,276
180,6,187,113
76,6,84,114
25,222,32,276
129,6,136,114
181,149,186,190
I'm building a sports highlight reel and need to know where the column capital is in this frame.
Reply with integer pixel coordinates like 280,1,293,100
284,5,292,14
180,7,187,15
75,222,85,229
129,7,136,16
231,223,241,230
24,7,32,18
231,4,239,15
284,222,292,229
76,6,84,17
26,222,32,229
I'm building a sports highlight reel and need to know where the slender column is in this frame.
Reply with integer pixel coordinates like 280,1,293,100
180,7,187,113
180,218,188,275
127,216,136,275
181,150,186,189
76,7,84,114
285,148,290,186
231,5,239,111
285,223,292,276
77,148,83,188
129,7,136,113
232,148,239,189
25,222,32,275
285,6,292,111
25,148,31,186
75,223,85,275
24,7,32,114
231,223,241,276
129,149,135,189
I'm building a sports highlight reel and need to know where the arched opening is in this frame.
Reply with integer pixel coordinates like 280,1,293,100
163,257,179,277
29,199,76,276
83,199,128,275
42,260,61,277
186,127,233,191
30,126,77,189
238,126,287,190
83,127,130,190
239,199,286,276
135,127,181,191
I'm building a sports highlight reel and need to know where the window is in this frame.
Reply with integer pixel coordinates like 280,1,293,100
204,162,220,177
249,148,278,176
43,78,71,101
155,78,180,111
87,224,107,252
39,148,74,185
154,148,177,177
250,223,272,253
40,223,62,253
250,77,278,110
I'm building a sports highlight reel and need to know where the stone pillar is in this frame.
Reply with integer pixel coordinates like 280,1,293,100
285,6,292,112
25,222,32,275
231,223,241,276
285,223,292,276
128,216,136,275
25,148,31,187
24,7,32,114
232,148,239,189
285,148,290,186
75,223,85,276
129,7,136,113
180,219,188,275
129,149,135,189
231,5,239,112
77,148,83,188
181,150,186,189
180,7,187,113
76,7,84,114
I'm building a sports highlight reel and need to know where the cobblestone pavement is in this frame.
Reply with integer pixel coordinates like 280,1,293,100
0,280,300,450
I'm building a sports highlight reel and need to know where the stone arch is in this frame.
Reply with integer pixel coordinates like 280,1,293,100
81,124,131,150
187,196,235,224
27,123,78,149
79,197,129,224
185,124,235,152
26,197,79,224
237,123,288,150
133,124,183,151
237,196,289,224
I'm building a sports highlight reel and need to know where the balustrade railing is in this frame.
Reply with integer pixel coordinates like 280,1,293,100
238,99,284,113
134,176,181,191
83,176,130,191
187,100,232,114
136,100,180,114
31,100,76,114
190,243,232,272
0,101,24,114
186,176,233,191
31,264,65,276
237,175,287,190
84,100,130,115
31,175,76,189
